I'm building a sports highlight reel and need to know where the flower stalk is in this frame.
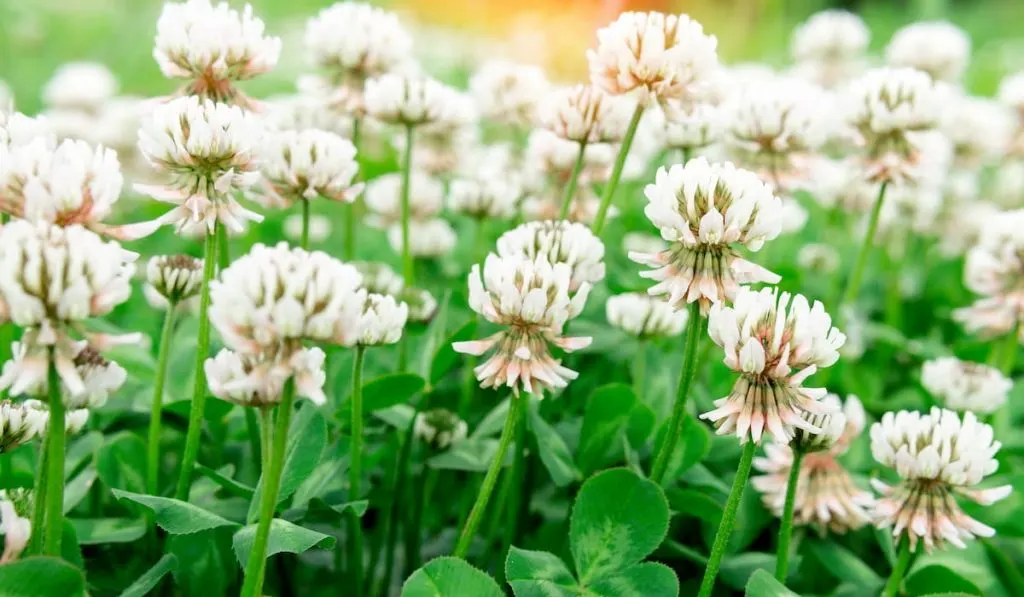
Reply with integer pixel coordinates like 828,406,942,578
146,302,178,498
697,440,756,597
881,539,913,597
239,380,296,597
837,181,889,317
175,224,220,501
454,395,523,558
650,302,705,485
300,199,311,250
558,141,588,220
43,354,65,556
592,103,644,234
775,449,805,581
349,346,366,596
399,124,416,286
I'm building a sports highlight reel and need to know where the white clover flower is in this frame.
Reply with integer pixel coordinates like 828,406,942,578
629,158,783,311
137,96,263,234
0,401,46,453
870,408,1011,552
886,21,970,83
386,218,456,258
937,201,1002,257
364,73,462,127
791,407,846,454
791,10,870,64
263,92,350,135
154,0,281,105
357,293,408,346
495,220,605,291
520,187,614,226
0,221,134,397
0,111,53,151
283,213,332,245
469,60,549,128
447,176,520,220
258,129,363,208
606,292,688,338
404,118,479,179
354,262,405,297
364,171,443,226
623,232,667,256
954,210,1024,339
414,408,468,450
921,357,1012,415
22,400,90,436
523,129,614,189
797,243,841,274
402,287,438,323
0,489,31,563
587,11,719,105
780,199,810,235
42,62,117,112
305,2,412,83
657,100,724,151
722,78,833,184
999,72,1024,115
702,286,846,444
146,255,203,305
844,67,943,183
206,346,327,408
752,394,872,534
0,138,159,241
876,180,944,239
942,94,1014,168
453,253,592,396
0,342,126,410
209,242,366,354
539,84,631,144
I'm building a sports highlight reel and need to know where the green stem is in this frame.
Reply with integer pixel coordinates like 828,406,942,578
0,454,10,489
174,224,219,501
43,355,65,556
399,124,415,286
837,181,889,318
454,395,522,558
216,220,230,271
349,347,366,597
345,117,363,261
301,199,311,250
558,141,588,220
28,442,47,554
697,441,757,597
650,303,705,485
377,400,422,596
999,324,1020,375
592,104,645,234
260,408,273,473
681,146,692,165
774,449,804,582
239,380,295,597
634,341,647,400
407,467,438,575
245,408,262,481
147,304,178,497
881,539,913,597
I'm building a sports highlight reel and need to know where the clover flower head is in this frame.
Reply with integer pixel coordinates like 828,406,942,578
258,128,363,207
539,84,632,144
305,2,412,82
921,357,1011,415
206,346,327,408
469,60,549,128
42,62,118,112
606,292,688,338
414,408,468,450
496,220,606,292
885,21,970,83
364,73,463,127
357,293,408,346
387,218,457,259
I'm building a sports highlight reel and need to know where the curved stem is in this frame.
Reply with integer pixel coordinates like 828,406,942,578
881,539,913,597
28,431,48,554
349,347,367,597
558,141,588,220
774,449,805,582
175,224,220,501
592,104,645,234
43,354,65,555
239,380,295,597
147,305,178,497
300,199,311,250
837,181,889,318
399,124,416,286
697,441,756,597
454,395,522,558
650,303,705,485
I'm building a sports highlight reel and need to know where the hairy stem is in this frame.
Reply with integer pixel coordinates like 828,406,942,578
838,181,889,319
146,305,178,497
43,354,65,555
301,199,311,250
558,141,588,220
697,441,756,597
881,539,913,597
399,124,416,286
592,104,645,234
349,347,366,597
775,449,805,581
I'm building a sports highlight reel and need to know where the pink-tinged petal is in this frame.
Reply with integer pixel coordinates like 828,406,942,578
134,183,188,202
552,336,592,352
452,339,495,356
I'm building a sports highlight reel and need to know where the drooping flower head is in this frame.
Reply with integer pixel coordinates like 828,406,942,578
209,242,366,355
753,393,873,534
790,10,870,88
414,408,468,450
885,21,970,83
305,2,412,87
364,73,462,127
701,286,846,444
356,293,408,347
146,254,204,306
154,0,281,106
470,60,549,129
870,408,1011,552
206,346,327,408
539,84,631,144
844,67,942,183
587,11,719,105
0,401,46,453
0,138,159,241
0,343,126,411
453,253,592,396
953,210,1024,340
387,218,457,259
352,261,436,324
629,158,783,312
447,176,520,220
137,96,263,234
606,292,688,338
0,221,135,398
921,357,1011,415
496,220,606,292
257,128,363,208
